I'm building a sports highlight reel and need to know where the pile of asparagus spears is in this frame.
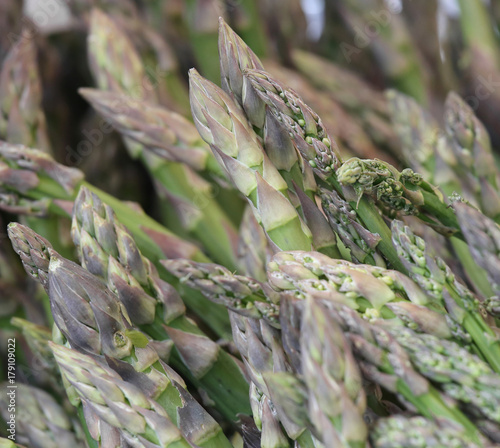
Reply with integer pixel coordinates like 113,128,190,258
3,0,500,447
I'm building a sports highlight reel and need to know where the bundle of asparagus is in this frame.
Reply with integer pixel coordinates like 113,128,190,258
4,2,500,447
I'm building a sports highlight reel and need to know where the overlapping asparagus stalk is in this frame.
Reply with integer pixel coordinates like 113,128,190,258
391,220,500,372
454,201,500,316
0,383,85,448
242,68,405,272
313,300,485,444
77,88,226,182
70,187,251,421
445,92,500,220
219,19,317,199
51,342,232,448
301,297,368,447
0,143,233,336
386,90,494,298
87,9,239,269
371,415,484,448
9,221,249,430
0,38,50,152
188,68,313,251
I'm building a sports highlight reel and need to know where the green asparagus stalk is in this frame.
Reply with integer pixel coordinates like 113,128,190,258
10,221,249,432
386,89,444,182
330,0,428,102
229,312,313,446
454,201,500,316
391,220,500,372
70,187,251,421
243,68,405,272
219,19,318,199
386,90,494,299
301,297,368,447
371,415,484,448
317,301,484,443
162,258,280,325
0,383,85,448
444,92,500,220
336,157,461,235
78,88,227,182
266,250,470,341
51,342,232,448
0,38,50,152
236,205,270,282
320,188,385,266
189,68,312,251
0,143,232,336
88,8,239,269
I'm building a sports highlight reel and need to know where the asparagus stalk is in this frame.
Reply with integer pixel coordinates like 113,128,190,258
301,297,368,447
188,68,313,251
219,19,317,198
87,8,239,269
444,92,500,220
320,188,385,266
243,68,405,272
229,312,312,446
162,258,280,325
70,187,251,421
371,415,485,448
50,342,232,448
1,144,232,337
337,157,461,235
266,250,471,341
0,38,50,152
0,383,85,448
454,201,500,316
236,205,270,282
387,90,494,298
391,220,500,372
316,300,484,443
78,88,227,183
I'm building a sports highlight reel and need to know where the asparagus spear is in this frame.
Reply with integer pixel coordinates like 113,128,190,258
0,383,85,448
315,300,484,443
371,415,485,448
0,38,50,152
387,90,494,299
188,68,313,251
243,68,405,272
50,342,232,448
444,92,500,220
337,157,461,235
78,88,227,182
162,258,280,325
10,222,246,438
236,205,270,282
391,220,500,372
87,8,239,269
70,187,251,421
219,20,318,200
266,250,471,340
301,297,368,447
320,188,385,266
0,143,232,337
454,201,500,316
